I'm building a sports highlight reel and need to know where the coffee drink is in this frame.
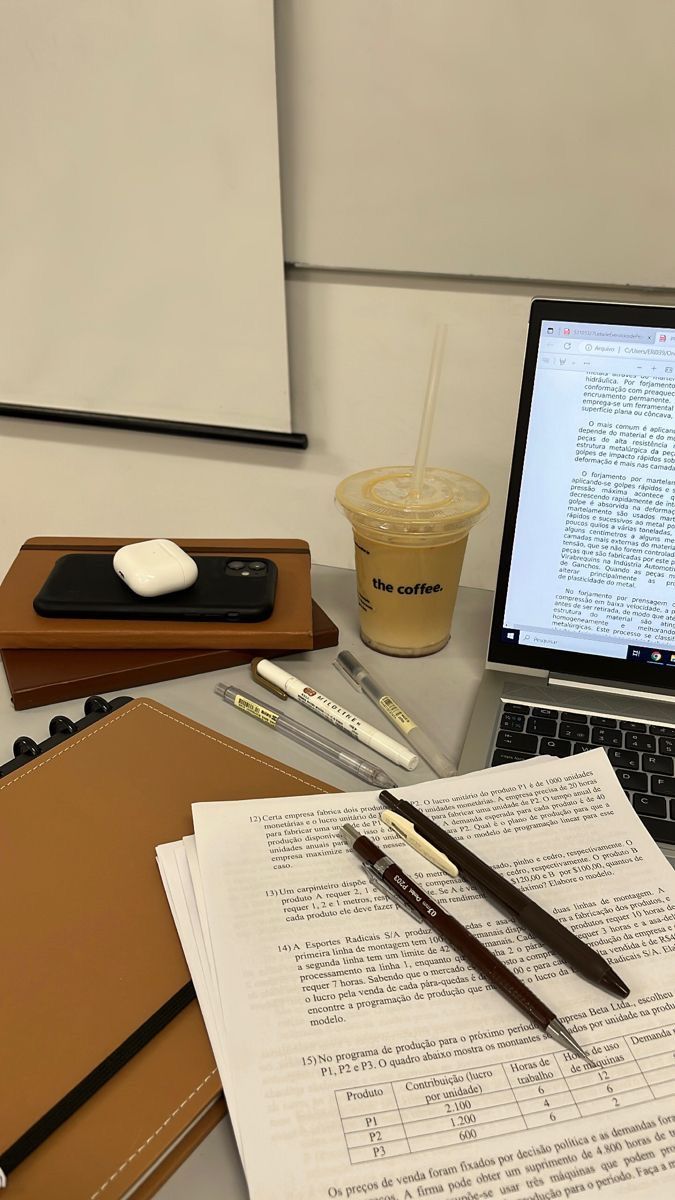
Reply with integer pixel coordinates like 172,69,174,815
336,467,489,657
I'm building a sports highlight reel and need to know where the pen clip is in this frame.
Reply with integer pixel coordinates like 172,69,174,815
362,864,423,923
380,810,459,877
250,658,287,700
379,806,410,844
333,655,362,692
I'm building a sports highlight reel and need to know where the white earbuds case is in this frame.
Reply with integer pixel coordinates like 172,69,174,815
112,539,199,597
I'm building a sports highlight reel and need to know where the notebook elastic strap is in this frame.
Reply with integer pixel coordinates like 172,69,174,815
0,982,196,1182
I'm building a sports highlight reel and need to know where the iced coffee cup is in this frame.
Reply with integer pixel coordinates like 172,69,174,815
336,466,489,657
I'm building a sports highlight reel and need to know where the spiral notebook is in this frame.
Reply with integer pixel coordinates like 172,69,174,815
0,696,333,1199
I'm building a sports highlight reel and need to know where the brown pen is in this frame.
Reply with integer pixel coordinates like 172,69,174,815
378,789,629,999
340,824,592,1064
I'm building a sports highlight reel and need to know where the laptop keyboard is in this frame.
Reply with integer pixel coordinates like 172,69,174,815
490,703,675,845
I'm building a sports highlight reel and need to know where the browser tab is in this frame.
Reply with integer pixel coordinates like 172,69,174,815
565,323,655,343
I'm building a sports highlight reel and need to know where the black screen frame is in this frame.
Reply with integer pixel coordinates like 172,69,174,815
488,297,675,689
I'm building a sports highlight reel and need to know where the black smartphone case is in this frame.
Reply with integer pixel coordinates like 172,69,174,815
33,555,278,622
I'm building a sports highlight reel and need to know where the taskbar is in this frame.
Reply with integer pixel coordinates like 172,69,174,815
500,628,675,666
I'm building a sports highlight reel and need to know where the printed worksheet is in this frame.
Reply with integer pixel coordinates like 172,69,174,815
179,751,675,1199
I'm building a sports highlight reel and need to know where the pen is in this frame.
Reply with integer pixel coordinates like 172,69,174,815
215,684,398,789
379,789,630,999
334,650,457,777
340,824,592,1063
253,659,419,771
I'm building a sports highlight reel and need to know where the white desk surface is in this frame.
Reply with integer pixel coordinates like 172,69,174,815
1,565,492,1200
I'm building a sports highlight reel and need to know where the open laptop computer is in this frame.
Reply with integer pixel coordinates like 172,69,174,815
459,298,675,861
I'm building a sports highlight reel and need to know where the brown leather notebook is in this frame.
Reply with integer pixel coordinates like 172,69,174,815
0,698,333,1199
1,600,338,709
0,537,314,650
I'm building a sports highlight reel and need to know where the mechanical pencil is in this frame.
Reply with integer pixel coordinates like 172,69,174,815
215,684,397,789
340,823,592,1063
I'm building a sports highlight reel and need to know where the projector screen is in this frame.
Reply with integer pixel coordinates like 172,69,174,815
0,0,297,445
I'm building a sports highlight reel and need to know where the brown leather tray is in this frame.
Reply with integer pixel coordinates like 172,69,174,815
0,537,314,650
2,600,338,709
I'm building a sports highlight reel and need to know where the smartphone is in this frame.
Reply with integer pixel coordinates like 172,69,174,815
33,555,278,622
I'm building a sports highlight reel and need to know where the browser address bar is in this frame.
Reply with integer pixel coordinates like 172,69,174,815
571,342,675,359
619,343,675,359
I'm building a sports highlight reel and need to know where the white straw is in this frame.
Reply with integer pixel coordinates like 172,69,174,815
410,323,448,500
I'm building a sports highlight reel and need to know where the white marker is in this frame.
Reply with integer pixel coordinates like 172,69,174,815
254,659,419,771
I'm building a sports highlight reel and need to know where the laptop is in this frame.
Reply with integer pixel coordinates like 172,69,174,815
459,298,675,861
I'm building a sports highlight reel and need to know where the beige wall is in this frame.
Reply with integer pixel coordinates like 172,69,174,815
1,272,674,585
277,0,675,288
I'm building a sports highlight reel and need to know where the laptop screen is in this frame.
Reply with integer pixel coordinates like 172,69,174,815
489,300,675,687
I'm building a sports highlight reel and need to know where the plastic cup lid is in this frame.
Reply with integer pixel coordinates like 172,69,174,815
336,466,489,537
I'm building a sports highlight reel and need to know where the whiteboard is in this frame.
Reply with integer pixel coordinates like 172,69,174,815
277,0,675,288
0,0,293,438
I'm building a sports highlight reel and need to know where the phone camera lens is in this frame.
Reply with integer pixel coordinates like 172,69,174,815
250,561,266,572
228,560,245,571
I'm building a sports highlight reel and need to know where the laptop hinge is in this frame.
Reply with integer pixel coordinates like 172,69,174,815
549,672,675,706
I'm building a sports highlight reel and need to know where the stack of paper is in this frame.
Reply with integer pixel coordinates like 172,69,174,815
158,750,675,1200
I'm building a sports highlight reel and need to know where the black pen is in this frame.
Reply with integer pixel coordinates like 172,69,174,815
379,789,630,999
341,824,592,1063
